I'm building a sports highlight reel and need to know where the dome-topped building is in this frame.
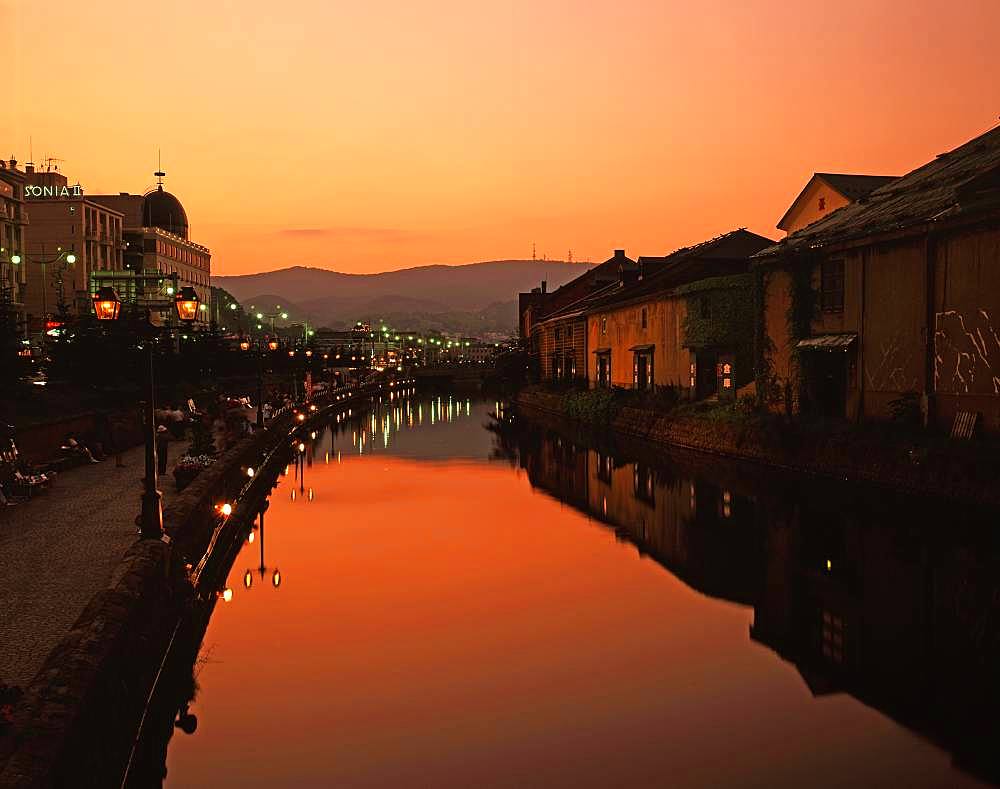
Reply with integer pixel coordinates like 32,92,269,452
89,163,212,325
142,185,189,240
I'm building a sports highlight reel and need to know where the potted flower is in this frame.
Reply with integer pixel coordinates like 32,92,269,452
172,454,216,491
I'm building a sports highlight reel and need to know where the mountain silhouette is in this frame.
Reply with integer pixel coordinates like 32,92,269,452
214,260,593,332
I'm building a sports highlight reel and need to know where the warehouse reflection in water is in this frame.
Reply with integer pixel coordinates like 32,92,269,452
132,394,1000,787
492,409,1000,784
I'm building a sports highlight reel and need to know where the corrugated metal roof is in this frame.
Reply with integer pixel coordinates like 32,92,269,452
796,333,857,350
757,126,1000,259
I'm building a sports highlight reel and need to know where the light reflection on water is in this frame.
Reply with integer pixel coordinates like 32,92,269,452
163,394,998,788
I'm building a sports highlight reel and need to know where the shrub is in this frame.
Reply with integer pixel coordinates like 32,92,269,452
563,389,618,425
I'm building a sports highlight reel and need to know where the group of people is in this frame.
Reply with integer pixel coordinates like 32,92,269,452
2,387,297,506
154,404,192,439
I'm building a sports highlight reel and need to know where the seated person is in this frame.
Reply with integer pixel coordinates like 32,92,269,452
62,433,100,464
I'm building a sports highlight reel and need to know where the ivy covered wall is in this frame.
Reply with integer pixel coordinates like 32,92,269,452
679,273,756,388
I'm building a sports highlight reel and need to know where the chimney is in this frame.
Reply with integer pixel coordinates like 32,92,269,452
8,158,17,169
541,280,547,294
25,164,34,175
614,249,625,261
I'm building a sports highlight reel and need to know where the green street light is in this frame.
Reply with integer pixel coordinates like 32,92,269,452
281,312,288,320
65,253,77,264
9,254,20,265
256,312,264,320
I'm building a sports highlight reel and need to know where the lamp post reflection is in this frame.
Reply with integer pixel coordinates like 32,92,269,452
243,505,282,592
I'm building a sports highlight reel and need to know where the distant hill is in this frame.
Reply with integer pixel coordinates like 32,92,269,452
215,260,593,333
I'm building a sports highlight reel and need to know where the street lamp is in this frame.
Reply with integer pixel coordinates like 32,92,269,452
92,286,122,321
175,287,200,322
240,338,266,427
93,284,199,538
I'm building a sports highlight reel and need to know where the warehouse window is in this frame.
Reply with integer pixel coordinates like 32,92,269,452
821,260,845,313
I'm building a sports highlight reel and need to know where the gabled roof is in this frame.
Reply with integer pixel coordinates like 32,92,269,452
533,250,635,322
758,125,1000,259
776,173,897,231
585,229,775,313
817,173,898,201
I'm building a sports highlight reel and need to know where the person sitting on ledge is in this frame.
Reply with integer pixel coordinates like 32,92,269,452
62,432,100,464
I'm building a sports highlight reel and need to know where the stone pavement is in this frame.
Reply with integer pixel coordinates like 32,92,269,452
0,440,180,688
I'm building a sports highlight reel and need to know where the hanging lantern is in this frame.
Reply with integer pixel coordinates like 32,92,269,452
175,286,200,322
92,286,122,321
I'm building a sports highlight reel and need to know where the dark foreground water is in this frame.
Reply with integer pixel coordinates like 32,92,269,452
162,393,1000,788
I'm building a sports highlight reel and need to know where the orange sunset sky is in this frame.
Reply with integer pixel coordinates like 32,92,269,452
2,0,998,276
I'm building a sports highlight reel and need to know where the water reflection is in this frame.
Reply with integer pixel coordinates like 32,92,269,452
491,411,1000,784
143,394,1000,788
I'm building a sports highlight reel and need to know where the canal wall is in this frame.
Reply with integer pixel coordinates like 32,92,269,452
515,389,1000,508
0,384,386,789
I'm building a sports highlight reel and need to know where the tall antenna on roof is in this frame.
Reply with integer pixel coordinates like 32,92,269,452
154,148,165,189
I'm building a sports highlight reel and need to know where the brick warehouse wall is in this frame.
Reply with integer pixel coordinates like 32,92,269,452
516,389,1000,509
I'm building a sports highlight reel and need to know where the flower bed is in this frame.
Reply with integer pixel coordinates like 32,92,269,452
172,454,216,491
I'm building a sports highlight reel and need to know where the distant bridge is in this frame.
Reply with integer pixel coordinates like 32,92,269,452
413,365,494,384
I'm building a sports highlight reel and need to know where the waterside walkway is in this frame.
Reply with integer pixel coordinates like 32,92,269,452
0,442,179,688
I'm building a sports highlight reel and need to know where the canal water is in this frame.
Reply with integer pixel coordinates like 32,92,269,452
163,392,999,788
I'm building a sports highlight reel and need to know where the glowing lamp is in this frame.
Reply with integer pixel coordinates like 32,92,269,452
175,287,200,322
220,502,233,517
272,569,281,588
92,286,122,321
268,340,279,351
65,253,77,264
240,340,251,351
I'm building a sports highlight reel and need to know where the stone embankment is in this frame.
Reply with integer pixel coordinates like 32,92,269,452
516,389,1000,509
0,383,389,788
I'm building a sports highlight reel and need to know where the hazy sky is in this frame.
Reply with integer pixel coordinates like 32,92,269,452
2,0,997,275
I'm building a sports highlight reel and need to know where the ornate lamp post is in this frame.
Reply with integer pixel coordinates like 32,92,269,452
239,337,266,427
93,284,200,538
16,249,76,336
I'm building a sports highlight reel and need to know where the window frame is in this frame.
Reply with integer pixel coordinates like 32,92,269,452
820,259,845,313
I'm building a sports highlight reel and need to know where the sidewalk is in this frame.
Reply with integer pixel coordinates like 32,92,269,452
0,441,179,688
